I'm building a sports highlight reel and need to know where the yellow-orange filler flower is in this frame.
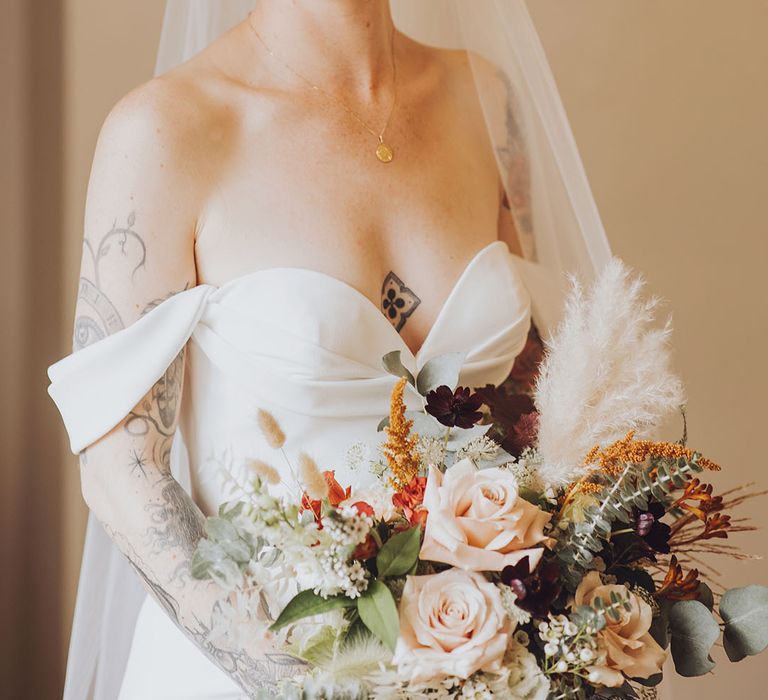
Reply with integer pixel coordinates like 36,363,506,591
382,376,421,490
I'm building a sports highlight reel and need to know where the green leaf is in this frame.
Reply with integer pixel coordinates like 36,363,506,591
357,580,400,651
668,600,720,676
696,582,715,611
649,599,670,650
269,589,357,631
415,352,467,396
595,681,638,698
376,526,422,578
382,351,415,386
205,517,253,562
720,585,768,662
631,673,663,688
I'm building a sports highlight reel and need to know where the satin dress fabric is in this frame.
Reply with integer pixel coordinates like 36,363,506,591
49,240,533,698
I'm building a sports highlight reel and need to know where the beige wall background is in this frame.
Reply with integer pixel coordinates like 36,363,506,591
2,0,765,697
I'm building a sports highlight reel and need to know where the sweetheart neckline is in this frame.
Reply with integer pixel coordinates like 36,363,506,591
207,240,514,360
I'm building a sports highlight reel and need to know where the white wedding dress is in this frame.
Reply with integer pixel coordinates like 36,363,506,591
49,239,533,698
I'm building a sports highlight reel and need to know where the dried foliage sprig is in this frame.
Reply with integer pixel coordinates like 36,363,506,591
557,455,705,583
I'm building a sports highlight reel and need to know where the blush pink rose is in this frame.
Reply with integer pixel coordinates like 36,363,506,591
575,571,667,687
419,458,551,571
393,569,510,682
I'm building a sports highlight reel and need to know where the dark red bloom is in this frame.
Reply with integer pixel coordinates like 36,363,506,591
353,533,379,561
425,385,483,429
634,502,671,554
475,384,538,458
500,556,561,617
392,475,428,527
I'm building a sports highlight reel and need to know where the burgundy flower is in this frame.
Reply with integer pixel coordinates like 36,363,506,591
474,384,538,458
500,556,561,618
634,502,671,554
425,385,483,429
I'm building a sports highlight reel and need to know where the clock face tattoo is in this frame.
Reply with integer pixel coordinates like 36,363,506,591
381,271,421,332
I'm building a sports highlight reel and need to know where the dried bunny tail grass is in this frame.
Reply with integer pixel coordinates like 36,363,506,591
535,258,685,487
256,409,286,449
247,459,281,486
299,452,328,500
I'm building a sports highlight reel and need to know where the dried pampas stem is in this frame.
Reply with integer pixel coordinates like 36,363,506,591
535,258,685,487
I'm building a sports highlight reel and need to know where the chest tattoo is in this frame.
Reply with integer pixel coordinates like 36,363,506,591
381,271,421,332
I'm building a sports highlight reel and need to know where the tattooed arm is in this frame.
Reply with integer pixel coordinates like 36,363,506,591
74,81,301,695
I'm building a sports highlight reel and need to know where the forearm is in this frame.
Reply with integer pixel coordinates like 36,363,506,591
80,367,304,695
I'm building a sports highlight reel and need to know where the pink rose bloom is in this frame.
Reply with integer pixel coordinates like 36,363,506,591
575,571,667,687
393,569,509,682
420,458,551,571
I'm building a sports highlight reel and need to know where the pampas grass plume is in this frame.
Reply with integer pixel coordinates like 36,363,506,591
299,452,328,500
256,409,286,449
534,258,685,487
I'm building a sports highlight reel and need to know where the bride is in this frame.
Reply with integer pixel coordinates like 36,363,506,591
49,1,612,698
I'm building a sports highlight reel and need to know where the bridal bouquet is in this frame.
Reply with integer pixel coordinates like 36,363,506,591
192,260,768,699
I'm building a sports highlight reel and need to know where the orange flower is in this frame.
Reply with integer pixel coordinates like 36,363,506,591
300,470,351,524
392,475,428,527
655,555,700,601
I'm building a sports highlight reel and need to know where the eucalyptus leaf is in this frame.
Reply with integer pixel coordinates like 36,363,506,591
381,350,415,386
357,580,400,651
445,423,488,451
378,411,444,437
696,582,715,611
205,517,253,562
595,682,638,699
269,589,357,631
631,673,663,688
376,526,422,578
720,584,768,662
648,598,670,650
668,600,719,676
415,352,467,396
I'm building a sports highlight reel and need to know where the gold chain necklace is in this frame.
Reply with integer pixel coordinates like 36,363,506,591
247,14,398,163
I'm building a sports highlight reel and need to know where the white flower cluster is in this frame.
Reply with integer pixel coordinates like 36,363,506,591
415,434,447,469
312,506,374,599
501,447,547,494
368,640,549,700
498,584,532,626
538,614,605,679
455,435,500,464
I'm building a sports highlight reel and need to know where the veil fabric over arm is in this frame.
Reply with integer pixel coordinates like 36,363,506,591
63,2,612,698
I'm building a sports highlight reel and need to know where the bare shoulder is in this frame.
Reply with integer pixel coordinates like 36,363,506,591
400,37,507,106
95,66,223,180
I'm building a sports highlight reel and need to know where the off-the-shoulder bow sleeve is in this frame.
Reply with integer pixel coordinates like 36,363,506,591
48,285,215,454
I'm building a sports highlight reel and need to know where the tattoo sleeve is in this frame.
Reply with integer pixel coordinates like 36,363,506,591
75,212,305,696
495,69,535,259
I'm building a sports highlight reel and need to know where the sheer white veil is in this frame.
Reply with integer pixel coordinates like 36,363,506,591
64,2,612,698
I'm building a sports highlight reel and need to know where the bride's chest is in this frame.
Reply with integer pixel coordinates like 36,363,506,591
192,94,500,285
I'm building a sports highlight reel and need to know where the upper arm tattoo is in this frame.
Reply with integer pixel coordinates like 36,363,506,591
495,70,534,253
74,211,146,351
381,271,421,332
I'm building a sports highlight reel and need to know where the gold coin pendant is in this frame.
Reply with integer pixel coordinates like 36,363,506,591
376,142,394,163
